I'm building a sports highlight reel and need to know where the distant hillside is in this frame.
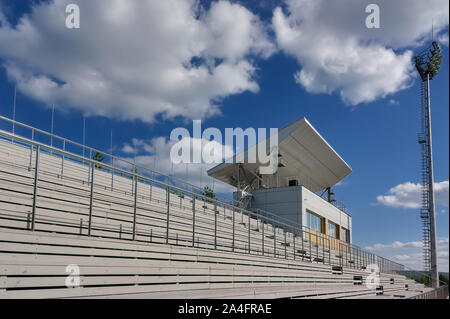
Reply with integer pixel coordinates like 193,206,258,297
400,271,449,285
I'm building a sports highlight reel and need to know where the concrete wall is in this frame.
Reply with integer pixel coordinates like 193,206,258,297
250,186,303,226
300,186,352,243
249,185,352,243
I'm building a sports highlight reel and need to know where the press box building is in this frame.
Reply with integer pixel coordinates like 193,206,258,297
208,117,353,244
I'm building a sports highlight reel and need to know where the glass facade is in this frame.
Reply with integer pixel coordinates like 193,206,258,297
341,227,348,242
328,221,337,238
306,210,322,233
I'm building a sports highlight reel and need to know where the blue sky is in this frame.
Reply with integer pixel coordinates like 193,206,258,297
0,0,448,271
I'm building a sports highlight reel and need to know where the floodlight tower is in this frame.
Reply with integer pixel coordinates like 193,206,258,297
414,41,442,288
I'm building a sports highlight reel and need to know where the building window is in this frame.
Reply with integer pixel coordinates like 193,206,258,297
306,210,323,233
288,179,298,187
328,221,337,238
341,227,349,242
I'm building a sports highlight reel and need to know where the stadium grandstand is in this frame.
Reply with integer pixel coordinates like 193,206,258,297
0,114,444,299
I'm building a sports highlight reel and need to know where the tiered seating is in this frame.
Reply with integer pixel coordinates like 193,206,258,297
0,228,426,299
0,137,428,298
0,139,331,262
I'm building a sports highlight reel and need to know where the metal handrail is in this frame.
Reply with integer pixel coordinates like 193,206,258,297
400,265,449,288
0,124,405,274
317,191,349,216
0,115,233,204
0,129,302,234
406,285,448,299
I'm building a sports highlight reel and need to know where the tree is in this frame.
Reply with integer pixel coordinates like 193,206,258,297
439,274,449,287
419,275,430,286
203,186,215,202
92,152,105,170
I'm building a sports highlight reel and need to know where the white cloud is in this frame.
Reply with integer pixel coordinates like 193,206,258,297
118,136,235,195
376,181,449,209
365,240,424,250
365,237,449,271
272,0,449,106
394,254,412,261
0,0,275,122
437,32,449,46
122,138,155,155
389,99,399,105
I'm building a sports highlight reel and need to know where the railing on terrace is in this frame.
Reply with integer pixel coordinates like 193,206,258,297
407,285,448,299
0,116,404,274
0,115,234,205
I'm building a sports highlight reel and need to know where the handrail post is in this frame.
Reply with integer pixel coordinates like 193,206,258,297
132,175,138,240
88,149,92,183
31,145,40,231
309,231,312,261
322,235,325,264
315,233,318,261
232,207,235,252
347,245,349,268
284,228,287,259
301,229,304,261
111,157,114,191
28,129,34,171
274,224,277,258
293,229,296,260
166,186,170,244
61,140,65,178
357,247,359,268
192,196,196,247
261,218,264,256
214,202,217,250
353,247,355,268
328,238,331,265
248,213,251,254
88,162,94,236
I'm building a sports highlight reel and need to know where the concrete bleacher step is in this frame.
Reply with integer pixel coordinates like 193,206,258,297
0,138,426,298
0,227,425,299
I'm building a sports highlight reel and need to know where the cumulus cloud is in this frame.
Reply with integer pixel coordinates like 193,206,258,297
437,32,449,46
389,99,399,105
392,251,449,271
365,240,423,250
365,237,449,271
0,0,275,122
376,181,449,209
272,0,449,106
118,135,235,195
365,237,448,251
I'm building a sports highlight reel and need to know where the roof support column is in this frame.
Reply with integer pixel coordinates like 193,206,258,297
236,163,240,192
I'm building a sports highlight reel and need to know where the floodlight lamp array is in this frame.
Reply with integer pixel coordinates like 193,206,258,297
414,41,443,81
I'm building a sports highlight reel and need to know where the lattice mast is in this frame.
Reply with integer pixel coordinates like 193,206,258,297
414,41,442,288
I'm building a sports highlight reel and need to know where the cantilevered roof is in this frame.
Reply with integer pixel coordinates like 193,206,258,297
207,117,352,193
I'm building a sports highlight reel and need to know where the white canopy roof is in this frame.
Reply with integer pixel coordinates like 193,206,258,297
207,117,352,193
